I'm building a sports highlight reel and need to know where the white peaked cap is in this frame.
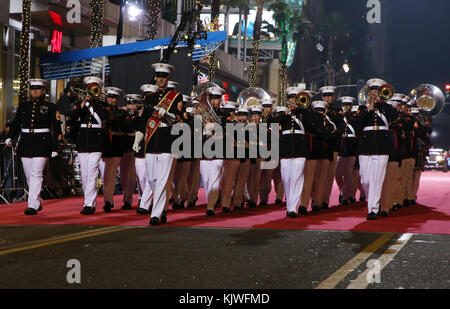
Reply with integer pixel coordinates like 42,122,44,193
168,81,179,89
83,76,104,87
319,86,337,95
140,84,158,93
285,87,302,96
391,93,406,102
261,97,274,107
338,96,356,105
312,100,329,109
251,105,263,113
151,63,175,74
237,105,249,114
402,96,412,103
351,105,359,112
366,78,387,89
124,94,143,101
186,107,194,114
222,101,237,110
28,78,48,88
104,87,123,97
182,95,191,103
275,106,288,113
207,87,226,96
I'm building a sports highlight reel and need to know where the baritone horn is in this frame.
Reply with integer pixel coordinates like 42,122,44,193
410,84,445,116
191,82,222,125
237,87,271,107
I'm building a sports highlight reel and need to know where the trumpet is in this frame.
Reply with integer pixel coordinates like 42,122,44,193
378,84,395,101
295,91,313,109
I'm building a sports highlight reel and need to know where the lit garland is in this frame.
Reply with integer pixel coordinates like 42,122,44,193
208,15,219,83
279,62,287,106
145,0,161,40
18,0,31,102
248,38,261,87
90,0,104,48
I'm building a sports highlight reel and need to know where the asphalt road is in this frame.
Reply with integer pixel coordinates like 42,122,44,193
0,225,448,290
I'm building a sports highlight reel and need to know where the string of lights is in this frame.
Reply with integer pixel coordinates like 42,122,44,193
208,15,219,83
90,0,104,48
280,62,287,106
18,0,31,102
145,0,161,40
248,38,260,87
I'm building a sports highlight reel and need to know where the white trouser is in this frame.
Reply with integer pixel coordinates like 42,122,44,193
335,156,356,200
78,152,102,207
21,157,48,210
102,157,121,203
259,167,274,203
359,155,389,214
135,157,153,210
120,151,136,204
280,157,306,213
146,153,176,219
200,159,224,210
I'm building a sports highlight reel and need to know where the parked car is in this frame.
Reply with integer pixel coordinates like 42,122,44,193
425,148,448,172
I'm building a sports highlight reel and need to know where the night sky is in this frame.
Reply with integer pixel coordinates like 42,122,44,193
326,0,450,148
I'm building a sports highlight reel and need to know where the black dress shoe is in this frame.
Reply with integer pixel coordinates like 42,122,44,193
240,202,245,208
392,204,399,211
259,201,268,207
349,197,356,203
403,199,410,208
80,206,95,215
339,194,343,204
275,199,283,205
410,199,417,205
121,202,132,210
248,201,256,208
103,202,114,212
149,217,160,225
233,205,241,210
366,212,377,220
286,211,297,218
312,205,320,212
24,208,38,215
359,196,366,202
169,198,174,204
172,202,183,210
298,206,307,215
187,201,195,208
206,209,215,216
161,211,167,224
222,207,230,213
321,202,329,210
341,199,349,206
380,211,389,217
136,208,149,215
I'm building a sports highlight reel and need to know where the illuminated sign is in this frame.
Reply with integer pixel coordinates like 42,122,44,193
51,30,62,53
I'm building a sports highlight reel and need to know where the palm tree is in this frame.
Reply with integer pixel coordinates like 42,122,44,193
319,11,350,85
18,0,31,102
263,0,312,104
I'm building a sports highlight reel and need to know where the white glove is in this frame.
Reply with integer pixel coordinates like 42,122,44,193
5,138,12,147
133,131,144,153
156,107,166,117
51,151,58,158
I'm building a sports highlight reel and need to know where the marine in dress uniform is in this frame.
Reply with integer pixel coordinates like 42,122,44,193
273,93,320,218
271,106,287,205
135,84,158,215
100,86,127,212
353,78,399,220
199,86,230,216
6,79,61,215
258,98,276,206
319,86,343,210
335,96,358,206
73,76,110,215
186,100,201,208
133,63,183,225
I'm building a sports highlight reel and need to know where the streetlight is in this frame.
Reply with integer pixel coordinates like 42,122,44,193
343,59,350,73
111,0,143,44
127,0,143,21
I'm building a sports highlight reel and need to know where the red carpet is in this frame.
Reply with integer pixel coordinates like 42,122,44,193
1,171,450,235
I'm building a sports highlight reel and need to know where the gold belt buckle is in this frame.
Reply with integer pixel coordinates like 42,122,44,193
374,125,379,131
87,123,92,129
30,129,34,134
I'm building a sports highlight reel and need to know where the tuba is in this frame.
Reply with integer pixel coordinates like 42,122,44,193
191,82,222,125
410,84,445,116
237,87,271,107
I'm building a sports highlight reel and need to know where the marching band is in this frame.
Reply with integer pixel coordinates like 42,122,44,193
5,62,437,225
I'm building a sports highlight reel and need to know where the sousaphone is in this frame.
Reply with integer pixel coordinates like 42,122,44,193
410,84,445,116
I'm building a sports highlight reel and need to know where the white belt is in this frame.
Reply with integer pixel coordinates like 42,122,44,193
363,126,388,131
344,134,356,138
80,124,102,128
21,128,50,133
282,130,305,135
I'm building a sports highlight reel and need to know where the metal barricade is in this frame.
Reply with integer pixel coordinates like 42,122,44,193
0,141,27,204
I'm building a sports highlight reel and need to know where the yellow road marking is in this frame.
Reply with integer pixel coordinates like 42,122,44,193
346,233,413,289
314,233,394,289
0,226,134,256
